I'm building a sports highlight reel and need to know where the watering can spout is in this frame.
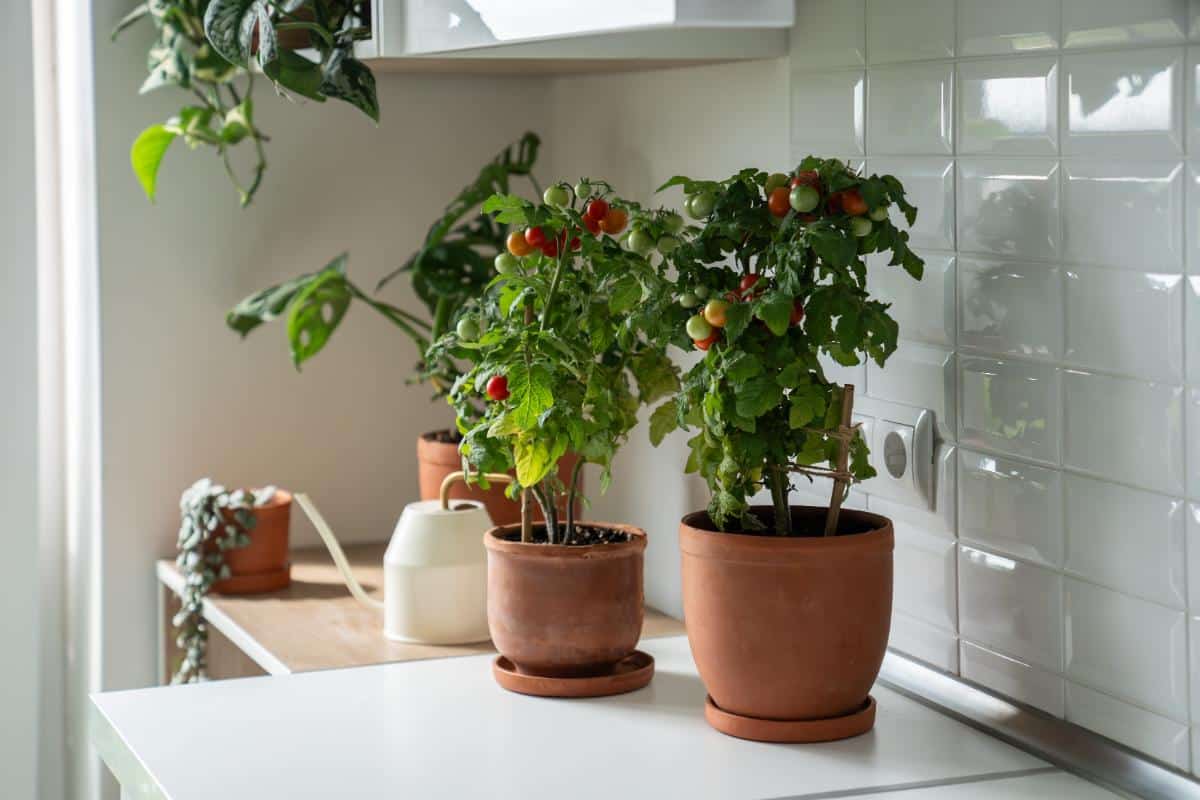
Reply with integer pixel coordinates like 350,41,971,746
294,492,385,611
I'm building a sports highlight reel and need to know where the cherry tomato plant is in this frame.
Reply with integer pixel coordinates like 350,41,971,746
425,181,681,544
649,157,924,536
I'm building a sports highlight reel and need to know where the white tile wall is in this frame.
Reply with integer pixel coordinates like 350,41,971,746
791,0,1200,770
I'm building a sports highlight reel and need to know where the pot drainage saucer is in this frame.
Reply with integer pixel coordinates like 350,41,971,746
704,694,876,743
492,650,654,698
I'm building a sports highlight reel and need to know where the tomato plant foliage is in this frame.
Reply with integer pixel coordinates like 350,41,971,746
649,157,924,535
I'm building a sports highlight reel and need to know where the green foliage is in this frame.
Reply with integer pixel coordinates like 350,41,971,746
172,479,274,683
428,183,681,544
649,158,923,535
224,134,543,406
115,0,377,206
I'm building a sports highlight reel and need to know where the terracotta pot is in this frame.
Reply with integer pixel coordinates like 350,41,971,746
484,522,645,677
416,430,579,527
680,506,893,724
210,490,292,595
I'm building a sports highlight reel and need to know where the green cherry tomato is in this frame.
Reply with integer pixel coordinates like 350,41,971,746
678,291,700,308
689,192,715,219
574,180,591,199
869,206,889,222
789,184,819,213
663,212,684,234
456,318,480,341
693,285,710,300
656,235,680,255
494,253,519,274
686,314,713,340
543,184,570,208
764,172,789,193
850,217,873,237
628,228,656,256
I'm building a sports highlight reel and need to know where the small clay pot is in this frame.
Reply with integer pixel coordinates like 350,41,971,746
484,522,646,678
416,431,578,526
680,506,892,732
210,490,292,595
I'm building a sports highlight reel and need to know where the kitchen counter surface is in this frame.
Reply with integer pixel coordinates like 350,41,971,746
93,635,1123,800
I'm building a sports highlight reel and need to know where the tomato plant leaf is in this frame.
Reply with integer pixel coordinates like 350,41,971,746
514,437,553,486
506,362,554,429
754,292,793,336
649,402,679,447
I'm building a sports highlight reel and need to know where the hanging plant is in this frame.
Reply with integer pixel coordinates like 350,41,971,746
171,479,275,683
114,0,378,206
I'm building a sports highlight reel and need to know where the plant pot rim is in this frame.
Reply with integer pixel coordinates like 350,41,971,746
485,521,647,560
255,489,292,511
419,428,460,442
680,505,892,562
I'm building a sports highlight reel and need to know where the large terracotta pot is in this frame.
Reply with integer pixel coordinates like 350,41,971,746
211,489,293,595
680,506,893,739
484,522,645,677
416,430,578,526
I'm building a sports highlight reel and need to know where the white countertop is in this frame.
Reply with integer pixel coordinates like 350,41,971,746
91,636,1121,800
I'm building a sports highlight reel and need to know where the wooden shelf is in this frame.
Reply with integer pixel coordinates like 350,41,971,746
157,542,684,680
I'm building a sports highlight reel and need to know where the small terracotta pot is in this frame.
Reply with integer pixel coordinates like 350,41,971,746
484,522,646,678
680,506,892,726
210,490,292,595
416,430,579,526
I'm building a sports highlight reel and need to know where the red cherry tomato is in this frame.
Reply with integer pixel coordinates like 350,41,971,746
739,274,761,297
841,189,868,216
541,240,559,258
827,192,845,215
569,236,581,251
767,186,790,217
524,226,548,248
585,198,610,222
790,170,820,190
583,215,601,235
486,375,509,401
599,208,628,235
790,299,805,326
507,231,534,257
694,331,720,351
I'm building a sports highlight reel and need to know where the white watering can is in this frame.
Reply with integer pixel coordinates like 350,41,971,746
294,471,510,645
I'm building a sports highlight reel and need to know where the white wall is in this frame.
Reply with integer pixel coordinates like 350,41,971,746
1,1,41,797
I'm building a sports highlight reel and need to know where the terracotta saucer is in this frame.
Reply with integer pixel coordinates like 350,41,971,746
492,650,655,698
704,694,877,743
211,564,291,595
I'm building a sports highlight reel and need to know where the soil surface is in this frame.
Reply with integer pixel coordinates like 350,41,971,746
688,506,879,538
422,428,463,444
498,524,632,546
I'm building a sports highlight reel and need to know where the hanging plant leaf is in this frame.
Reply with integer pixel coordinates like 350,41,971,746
130,124,177,201
319,47,379,122
264,50,326,101
286,265,354,368
203,0,277,69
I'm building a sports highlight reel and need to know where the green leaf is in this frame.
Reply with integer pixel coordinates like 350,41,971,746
319,48,379,123
724,351,762,383
286,267,352,367
608,275,642,313
649,402,679,446
130,124,177,202
788,383,825,429
631,350,680,404
722,302,753,342
514,437,553,486
264,50,325,101
754,292,793,336
226,254,347,337
203,0,275,69
734,373,782,419
481,194,533,226
506,362,554,429
111,2,149,39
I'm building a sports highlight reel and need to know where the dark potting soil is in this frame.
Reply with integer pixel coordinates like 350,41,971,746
423,429,463,444
687,506,879,538
498,524,632,546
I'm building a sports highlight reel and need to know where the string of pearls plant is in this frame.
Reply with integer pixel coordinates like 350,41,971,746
172,479,275,683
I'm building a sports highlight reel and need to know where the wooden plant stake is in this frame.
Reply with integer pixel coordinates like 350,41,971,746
824,384,855,537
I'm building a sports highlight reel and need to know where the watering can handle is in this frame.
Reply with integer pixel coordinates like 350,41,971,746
293,493,385,611
439,470,514,510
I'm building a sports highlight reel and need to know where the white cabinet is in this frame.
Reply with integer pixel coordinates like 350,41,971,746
362,1,794,71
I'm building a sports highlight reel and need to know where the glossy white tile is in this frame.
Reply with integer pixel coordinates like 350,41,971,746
894,523,958,631
959,357,1061,464
1188,504,1200,610
854,771,1124,799
1189,388,1200,499
1065,681,1190,769
792,70,865,157
867,446,958,540
868,253,955,348
958,449,1063,568
866,342,956,440
1063,48,1185,157
956,0,1060,56
1063,266,1184,383
1062,370,1185,495
959,545,1063,671
1063,475,1186,608
1186,165,1200,274
1063,0,1189,48
958,57,1058,155
819,351,865,392
1063,577,1188,719
890,612,959,673
958,257,1063,361
958,159,1060,261
865,158,954,251
790,0,865,71
1191,616,1200,721
1188,277,1200,382
867,63,954,155
865,0,954,64
1062,161,1184,271
960,641,1065,717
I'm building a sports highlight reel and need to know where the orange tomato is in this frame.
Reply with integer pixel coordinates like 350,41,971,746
506,231,534,257
599,207,628,235
841,189,868,216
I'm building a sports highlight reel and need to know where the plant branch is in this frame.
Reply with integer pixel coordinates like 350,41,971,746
565,458,584,544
